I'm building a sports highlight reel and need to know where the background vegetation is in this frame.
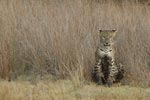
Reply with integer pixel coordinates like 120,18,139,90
0,0,150,86
1,0,150,100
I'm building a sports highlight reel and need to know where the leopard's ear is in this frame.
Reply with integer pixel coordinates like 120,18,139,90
112,29,117,37
99,30,103,36
99,30,103,33
112,29,116,32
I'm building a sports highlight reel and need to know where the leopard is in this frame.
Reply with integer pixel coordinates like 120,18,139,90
92,29,124,86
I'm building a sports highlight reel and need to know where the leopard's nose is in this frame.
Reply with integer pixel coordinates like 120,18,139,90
104,42,110,46
105,42,109,45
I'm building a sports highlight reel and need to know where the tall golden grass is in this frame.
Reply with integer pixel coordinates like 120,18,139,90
0,0,150,85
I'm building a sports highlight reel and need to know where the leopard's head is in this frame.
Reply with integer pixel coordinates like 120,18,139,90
99,29,117,46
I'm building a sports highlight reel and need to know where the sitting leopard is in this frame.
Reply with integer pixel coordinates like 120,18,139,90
92,29,124,86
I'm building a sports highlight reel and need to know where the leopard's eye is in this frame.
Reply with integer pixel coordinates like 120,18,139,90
101,36,105,40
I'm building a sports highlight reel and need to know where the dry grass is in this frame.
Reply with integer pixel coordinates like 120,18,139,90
0,80,150,100
0,0,150,85
1,1,150,99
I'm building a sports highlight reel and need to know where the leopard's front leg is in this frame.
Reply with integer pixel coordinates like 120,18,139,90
107,56,118,86
93,57,104,85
